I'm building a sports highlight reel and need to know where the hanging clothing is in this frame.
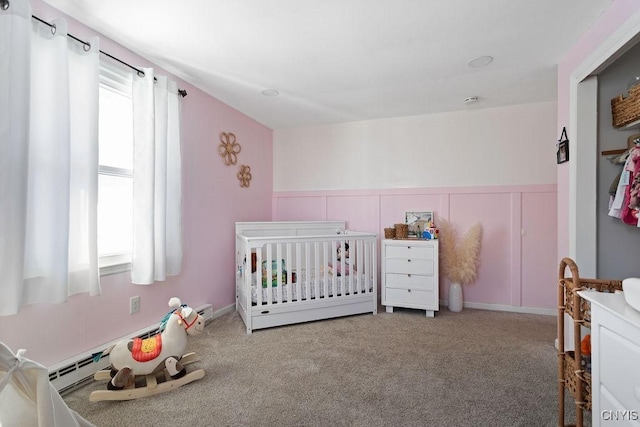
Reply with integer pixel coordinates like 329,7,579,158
620,148,640,226
608,151,633,219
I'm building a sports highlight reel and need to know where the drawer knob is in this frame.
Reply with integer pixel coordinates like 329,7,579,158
407,259,411,262
408,289,411,293
407,274,411,278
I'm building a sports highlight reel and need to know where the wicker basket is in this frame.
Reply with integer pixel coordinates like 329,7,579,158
384,227,396,239
394,223,408,239
611,83,640,128
562,352,592,412
559,258,622,327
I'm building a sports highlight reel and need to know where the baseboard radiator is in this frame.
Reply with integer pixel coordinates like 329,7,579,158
49,304,214,395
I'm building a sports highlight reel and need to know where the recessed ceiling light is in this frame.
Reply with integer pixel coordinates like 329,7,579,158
261,89,279,97
467,55,493,69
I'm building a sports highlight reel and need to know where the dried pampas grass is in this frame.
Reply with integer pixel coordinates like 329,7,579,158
439,219,483,285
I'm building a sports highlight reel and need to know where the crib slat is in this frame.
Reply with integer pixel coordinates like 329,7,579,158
322,241,329,299
336,240,347,295
347,239,352,294
298,243,303,302
351,239,356,294
266,245,273,306
304,241,311,301
313,242,320,298
370,240,377,295
364,241,370,294
276,243,283,304
286,243,292,304
360,240,365,293
331,240,337,297
256,249,263,307
245,246,253,318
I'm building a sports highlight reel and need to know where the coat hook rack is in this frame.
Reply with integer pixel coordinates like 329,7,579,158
601,133,640,156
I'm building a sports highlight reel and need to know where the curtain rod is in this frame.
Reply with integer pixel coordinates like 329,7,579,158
30,13,187,98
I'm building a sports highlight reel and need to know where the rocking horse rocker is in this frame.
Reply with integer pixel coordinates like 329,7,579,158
89,297,206,402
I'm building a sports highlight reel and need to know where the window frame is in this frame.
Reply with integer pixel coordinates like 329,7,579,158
98,60,134,276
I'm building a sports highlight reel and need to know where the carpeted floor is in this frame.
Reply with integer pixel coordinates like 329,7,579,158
63,305,586,426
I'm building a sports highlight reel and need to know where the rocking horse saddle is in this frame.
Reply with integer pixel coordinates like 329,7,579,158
127,335,162,362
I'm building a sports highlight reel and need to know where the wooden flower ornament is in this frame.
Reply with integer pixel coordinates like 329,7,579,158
237,165,252,188
218,132,241,165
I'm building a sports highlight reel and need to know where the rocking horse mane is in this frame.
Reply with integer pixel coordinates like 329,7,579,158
158,304,187,333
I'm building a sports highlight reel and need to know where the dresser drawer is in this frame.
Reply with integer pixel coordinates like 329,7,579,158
385,287,436,308
386,258,434,275
385,244,434,260
385,273,435,291
599,325,640,413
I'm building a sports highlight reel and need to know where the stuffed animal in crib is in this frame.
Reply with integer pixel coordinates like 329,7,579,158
104,297,205,390
327,243,355,276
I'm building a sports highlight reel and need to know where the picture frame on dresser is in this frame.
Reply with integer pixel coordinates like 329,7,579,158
405,211,433,237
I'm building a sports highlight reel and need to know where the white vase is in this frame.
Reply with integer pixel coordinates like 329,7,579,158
448,282,463,312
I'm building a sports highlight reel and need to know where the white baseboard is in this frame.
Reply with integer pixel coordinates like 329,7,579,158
212,303,235,319
440,299,556,316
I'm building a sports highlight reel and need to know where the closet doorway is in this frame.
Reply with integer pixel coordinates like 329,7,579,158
570,10,640,277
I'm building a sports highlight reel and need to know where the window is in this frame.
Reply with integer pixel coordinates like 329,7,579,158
98,61,133,274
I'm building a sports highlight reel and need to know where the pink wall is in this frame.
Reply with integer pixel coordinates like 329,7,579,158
274,184,557,311
0,0,273,367
556,0,640,259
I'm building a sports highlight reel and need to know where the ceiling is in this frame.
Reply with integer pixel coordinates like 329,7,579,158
42,0,612,130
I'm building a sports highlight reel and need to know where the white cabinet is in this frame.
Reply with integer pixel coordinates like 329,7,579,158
578,291,640,426
381,239,439,317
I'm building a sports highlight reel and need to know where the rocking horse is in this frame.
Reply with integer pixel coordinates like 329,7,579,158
89,297,206,402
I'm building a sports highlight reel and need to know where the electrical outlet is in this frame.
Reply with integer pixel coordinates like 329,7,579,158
130,296,140,314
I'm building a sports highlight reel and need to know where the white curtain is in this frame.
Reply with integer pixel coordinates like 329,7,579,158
0,0,101,316
132,68,182,284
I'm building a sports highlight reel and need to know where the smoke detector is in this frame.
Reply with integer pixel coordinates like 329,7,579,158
463,96,479,105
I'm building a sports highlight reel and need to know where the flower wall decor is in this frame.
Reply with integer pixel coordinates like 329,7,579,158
237,164,252,188
218,132,241,165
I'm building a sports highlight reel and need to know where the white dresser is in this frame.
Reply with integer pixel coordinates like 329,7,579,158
381,239,439,317
578,291,640,426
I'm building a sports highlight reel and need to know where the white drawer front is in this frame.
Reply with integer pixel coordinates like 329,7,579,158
386,258,434,275
600,326,640,414
386,244,434,260
385,288,436,309
385,273,434,291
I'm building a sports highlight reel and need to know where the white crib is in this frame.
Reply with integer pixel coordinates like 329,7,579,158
235,221,378,333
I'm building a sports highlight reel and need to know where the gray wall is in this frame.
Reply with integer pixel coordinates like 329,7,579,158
597,42,640,278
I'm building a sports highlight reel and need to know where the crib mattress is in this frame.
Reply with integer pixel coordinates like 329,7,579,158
247,269,373,304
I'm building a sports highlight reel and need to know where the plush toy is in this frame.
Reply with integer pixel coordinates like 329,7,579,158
104,297,205,390
581,334,592,372
581,334,591,356
327,243,355,276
